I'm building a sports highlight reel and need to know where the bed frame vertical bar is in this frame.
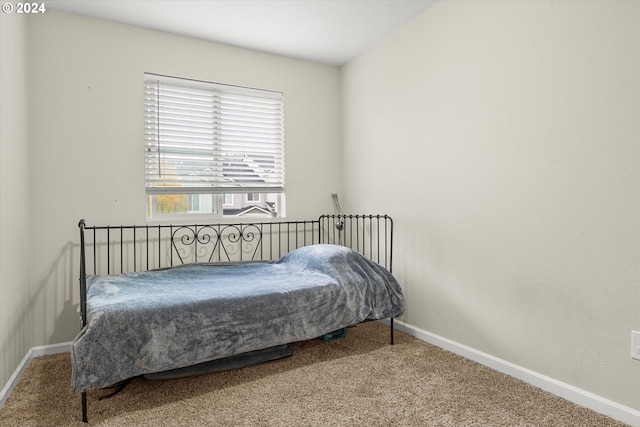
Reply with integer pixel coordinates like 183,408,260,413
389,218,392,269
376,216,382,268
368,215,373,261
387,216,395,345
170,225,175,265
120,227,124,273
133,227,137,272
77,220,88,423
196,224,200,263
259,223,264,260
145,226,149,271
356,216,361,253
106,227,111,275
92,228,96,276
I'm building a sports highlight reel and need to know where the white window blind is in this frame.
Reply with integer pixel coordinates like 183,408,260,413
144,74,285,196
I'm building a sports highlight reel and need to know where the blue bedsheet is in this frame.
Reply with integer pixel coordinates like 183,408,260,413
71,244,404,392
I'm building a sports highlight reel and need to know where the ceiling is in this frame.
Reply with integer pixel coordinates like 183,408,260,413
46,0,437,66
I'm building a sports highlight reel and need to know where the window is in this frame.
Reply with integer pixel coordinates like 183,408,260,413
144,73,285,219
188,194,200,212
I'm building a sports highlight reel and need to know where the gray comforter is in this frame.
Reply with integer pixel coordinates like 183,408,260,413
71,244,404,392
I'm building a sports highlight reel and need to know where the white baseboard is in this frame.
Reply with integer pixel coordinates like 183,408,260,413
0,341,71,409
384,319,640,427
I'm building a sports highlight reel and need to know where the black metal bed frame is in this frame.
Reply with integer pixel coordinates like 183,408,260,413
77,214,395,423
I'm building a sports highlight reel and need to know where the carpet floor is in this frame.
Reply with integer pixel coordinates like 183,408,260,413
0,322,627,426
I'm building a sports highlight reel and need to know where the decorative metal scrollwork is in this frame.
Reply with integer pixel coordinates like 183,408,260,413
172,223,263,263
219,224,262,261
171,226,221,264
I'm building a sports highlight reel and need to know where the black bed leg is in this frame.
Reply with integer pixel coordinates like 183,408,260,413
82,391,88,423
390,318,395,345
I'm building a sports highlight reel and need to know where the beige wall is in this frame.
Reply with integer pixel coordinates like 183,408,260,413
0,12,31,391
343,0,640,410
0,9,342,389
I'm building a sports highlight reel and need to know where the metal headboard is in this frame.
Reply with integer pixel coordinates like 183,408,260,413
78,215,392,274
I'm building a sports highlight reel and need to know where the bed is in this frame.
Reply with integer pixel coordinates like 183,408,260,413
73,214,404,422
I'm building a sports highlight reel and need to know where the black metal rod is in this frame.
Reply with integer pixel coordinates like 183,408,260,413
92,228,96,276
391,318,395,345
133,227,137,272
78,220,87,327
82,391,87,423
388,216,394,273
145,226,149,271
77,219,89,423
106,227,110,275
120,227,124,274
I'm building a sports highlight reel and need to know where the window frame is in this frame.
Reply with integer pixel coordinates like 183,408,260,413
144,73,285,220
